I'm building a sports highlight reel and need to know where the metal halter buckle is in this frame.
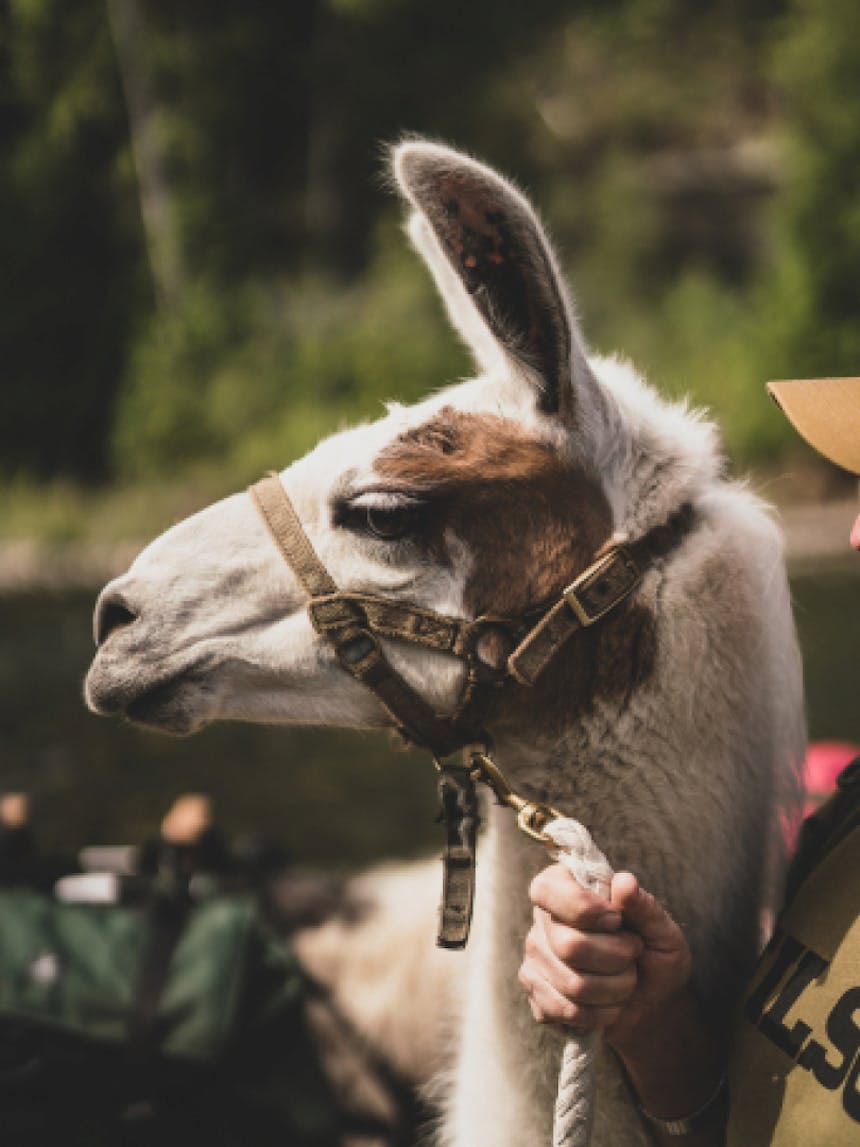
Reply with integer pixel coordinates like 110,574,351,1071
562,547,641,627
462,616,520,677
335,629,379,667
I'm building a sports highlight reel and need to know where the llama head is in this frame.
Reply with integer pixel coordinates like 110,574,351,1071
85,141,625,737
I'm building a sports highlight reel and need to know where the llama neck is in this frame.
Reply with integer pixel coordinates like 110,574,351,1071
462,720,655,1141
483,574,659,818
451,780,588,1146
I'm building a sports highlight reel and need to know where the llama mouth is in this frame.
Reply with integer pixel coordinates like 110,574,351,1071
85,656,211,735
124,675,209,735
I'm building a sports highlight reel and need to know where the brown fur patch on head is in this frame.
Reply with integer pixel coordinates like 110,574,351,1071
377,407,610,618
376,407,657,731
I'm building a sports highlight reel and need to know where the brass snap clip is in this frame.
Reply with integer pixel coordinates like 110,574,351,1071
468,751,563,845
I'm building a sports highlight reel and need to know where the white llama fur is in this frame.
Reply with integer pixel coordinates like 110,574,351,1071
85,141,805,1146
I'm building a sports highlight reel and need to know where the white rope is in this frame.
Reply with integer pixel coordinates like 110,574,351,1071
542,817,614,1147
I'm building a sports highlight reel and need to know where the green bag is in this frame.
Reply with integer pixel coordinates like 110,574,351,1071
0,887,339,1146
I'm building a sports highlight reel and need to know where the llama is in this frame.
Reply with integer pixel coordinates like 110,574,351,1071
85,140,804,1146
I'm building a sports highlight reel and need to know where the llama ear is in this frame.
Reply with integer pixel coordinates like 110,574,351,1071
393,140,585,418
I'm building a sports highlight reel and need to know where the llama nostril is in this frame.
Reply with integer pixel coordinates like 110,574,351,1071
95,594,138,647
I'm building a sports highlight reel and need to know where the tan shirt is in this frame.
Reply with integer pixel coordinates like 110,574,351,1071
728,825,860,1145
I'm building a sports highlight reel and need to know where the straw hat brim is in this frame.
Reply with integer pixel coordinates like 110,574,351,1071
767,378,860,475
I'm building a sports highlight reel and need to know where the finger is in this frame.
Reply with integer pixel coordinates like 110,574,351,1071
524,917,640,1005
518,960,626,1031
540,916,644,975
530,864,622,932
522,945,638,1008
611,872,686,953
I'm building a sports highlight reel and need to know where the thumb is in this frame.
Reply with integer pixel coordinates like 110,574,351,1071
611,872,684,953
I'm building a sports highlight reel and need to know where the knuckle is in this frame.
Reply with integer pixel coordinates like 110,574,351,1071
623,933,644,960
601,950,631,976
563,969,586,1000
523,929,543,960
555,931,586,967
530,864,577,915
620,965,638,992
529,867,552,906
561,1001,594,1030
530,1001,548,1024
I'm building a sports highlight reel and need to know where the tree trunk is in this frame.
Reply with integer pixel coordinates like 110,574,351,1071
107,0,183,305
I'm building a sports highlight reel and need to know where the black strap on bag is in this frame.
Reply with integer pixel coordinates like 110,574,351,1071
127,890,193,1057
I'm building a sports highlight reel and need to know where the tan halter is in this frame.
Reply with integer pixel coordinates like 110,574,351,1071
250,472,696,945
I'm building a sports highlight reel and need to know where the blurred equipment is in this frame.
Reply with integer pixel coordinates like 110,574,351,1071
0,792,36,877
0,791,75,891
0,794,339,1147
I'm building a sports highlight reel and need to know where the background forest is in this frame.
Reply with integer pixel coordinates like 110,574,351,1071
3,0,860,541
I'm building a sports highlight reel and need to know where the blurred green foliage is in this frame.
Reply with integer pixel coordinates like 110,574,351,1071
111,224,469,481
0,0,145,480
766,0,860,378
1,0,858,529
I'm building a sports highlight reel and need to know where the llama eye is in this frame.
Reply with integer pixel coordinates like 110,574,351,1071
335,493,426,542
363,505,419,541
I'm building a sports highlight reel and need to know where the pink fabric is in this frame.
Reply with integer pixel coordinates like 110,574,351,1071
803,740,860,815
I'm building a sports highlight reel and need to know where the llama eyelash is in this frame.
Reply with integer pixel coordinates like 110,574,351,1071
348,490,426,512
333,491,429,541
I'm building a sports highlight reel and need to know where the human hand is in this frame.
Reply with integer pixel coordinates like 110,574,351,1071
519,864,692,1056
520,865,724,1142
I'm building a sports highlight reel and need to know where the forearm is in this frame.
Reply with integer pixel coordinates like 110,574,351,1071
611,989,726,1147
